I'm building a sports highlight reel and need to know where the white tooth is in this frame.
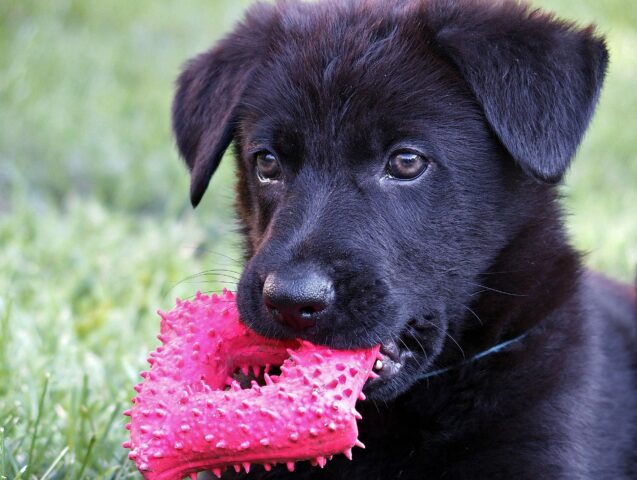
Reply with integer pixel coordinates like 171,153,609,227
374,360,383,371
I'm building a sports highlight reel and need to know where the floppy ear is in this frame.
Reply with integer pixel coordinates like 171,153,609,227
172,4,276,207
432,1,608,183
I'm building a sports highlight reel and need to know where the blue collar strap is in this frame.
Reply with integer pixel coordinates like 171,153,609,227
416,331,531,381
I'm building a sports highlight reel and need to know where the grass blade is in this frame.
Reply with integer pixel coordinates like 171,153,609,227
40,446,69,480
24,373,49,479
111,451,132,480
99,402,121,447
76,434,96,479
0,300,12,396
12,465,27,480
1,426,6,480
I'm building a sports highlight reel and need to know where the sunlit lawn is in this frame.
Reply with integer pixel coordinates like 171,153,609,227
0,0,635,478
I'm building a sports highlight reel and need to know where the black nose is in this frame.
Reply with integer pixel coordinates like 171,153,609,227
263,268,334,331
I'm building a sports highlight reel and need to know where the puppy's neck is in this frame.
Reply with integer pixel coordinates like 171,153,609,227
460,199,582,356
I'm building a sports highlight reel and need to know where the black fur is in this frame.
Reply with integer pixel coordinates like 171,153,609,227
172,0,637,478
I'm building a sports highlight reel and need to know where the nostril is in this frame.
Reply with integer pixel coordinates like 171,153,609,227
262,268,334,331
300,305,321,317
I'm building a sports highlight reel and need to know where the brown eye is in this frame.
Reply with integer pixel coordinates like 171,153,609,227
386,152,429,180
256,152,281,181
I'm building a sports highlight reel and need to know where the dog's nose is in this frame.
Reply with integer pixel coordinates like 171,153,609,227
263,268,334,331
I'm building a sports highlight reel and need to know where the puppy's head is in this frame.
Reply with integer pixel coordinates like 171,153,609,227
173,0,607,400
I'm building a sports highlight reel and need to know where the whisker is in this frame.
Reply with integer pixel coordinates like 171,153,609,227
467,282,527,297
179,246,243,265
420,318,465,359
479,269,524,276
177,279,239,286
201,250,243,265
458,302,484,326
191,268,243,277
168,271,241,296
173,270,241,284
404,327,428,358
179,273,241,282
396,335,423,371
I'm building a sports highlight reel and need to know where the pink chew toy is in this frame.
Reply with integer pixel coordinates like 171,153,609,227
124,289,381,479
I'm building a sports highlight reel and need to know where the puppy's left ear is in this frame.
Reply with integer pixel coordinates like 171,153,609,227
172,3,277,207
432,1,608,183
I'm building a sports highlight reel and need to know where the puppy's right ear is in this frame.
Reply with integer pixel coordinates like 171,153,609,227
430,0,608,184
172,4,276,207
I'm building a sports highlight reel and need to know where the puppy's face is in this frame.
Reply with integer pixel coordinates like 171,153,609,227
233,32,523,400
172,0,607,400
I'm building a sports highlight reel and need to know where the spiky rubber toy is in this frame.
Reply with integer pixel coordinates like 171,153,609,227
124,289,380,479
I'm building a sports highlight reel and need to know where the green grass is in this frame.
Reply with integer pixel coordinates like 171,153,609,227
0,1,250,478
0,0,635,478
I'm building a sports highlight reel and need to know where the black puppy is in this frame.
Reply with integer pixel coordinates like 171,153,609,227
172,0,637,478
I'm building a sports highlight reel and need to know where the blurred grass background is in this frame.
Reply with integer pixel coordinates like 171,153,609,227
0,0,635,478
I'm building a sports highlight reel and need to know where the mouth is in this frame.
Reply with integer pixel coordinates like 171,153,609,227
363,318,438,399
372,340,410,378
364,338,414,391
